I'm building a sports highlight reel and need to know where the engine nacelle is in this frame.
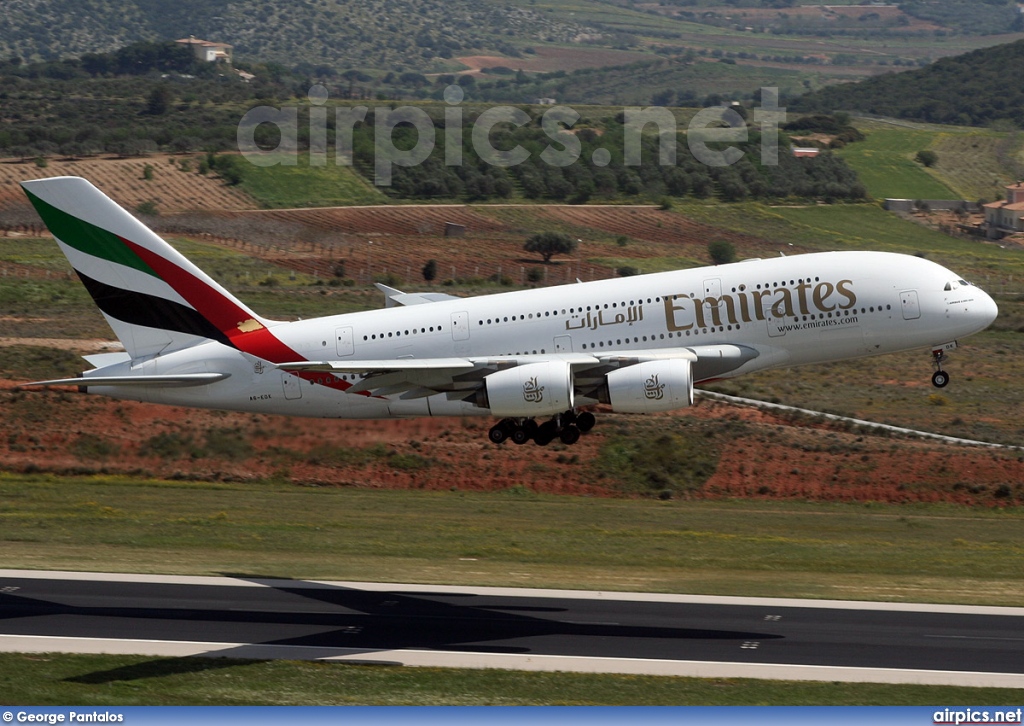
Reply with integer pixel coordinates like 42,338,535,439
480,361,574,418
603,359,693,414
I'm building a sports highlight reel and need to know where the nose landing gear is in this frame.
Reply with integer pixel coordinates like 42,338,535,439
931,346,951,388
488,410,596,446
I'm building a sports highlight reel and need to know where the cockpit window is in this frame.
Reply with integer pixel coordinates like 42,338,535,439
944,282,952,291
957,279,969,286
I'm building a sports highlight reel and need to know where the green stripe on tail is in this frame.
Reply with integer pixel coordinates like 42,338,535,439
23,188,158,277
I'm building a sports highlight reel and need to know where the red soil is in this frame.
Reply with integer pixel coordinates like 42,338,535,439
3,380,1019,507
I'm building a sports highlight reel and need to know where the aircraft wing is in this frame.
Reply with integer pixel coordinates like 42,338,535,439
276,354,600,397
275,345,757,399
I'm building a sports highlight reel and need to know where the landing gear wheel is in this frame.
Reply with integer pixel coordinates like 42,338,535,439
930,347,951,389
576,411,596,433
534,420,559,446
488,418,516,444
511,426,532,445
488,423,509,444
559,425,581,445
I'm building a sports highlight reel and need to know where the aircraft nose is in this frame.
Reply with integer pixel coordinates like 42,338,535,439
976,288,999,329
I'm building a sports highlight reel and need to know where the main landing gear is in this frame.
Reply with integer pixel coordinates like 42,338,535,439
931,347,950,388
488,410,597,447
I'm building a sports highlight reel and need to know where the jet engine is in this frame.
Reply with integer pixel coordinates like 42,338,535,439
479,361,574,418
601,359,693,414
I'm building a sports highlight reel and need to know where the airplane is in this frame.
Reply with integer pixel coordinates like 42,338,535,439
19,176,998,446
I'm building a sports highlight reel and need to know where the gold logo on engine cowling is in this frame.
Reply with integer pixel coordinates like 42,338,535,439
643,373,665,401
523,376,545,403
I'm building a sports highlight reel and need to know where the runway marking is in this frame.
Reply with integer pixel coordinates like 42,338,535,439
924,634,1024,642
3,569,1022,617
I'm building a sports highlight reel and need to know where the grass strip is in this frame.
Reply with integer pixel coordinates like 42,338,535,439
1,474,1022,605
1,653,1022,705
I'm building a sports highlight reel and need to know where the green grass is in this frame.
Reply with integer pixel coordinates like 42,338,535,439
837,129,956,200
926,131,1024,202
2,473,1023,605
673,201,1024,286
239,155,387,208
1,653,1021,705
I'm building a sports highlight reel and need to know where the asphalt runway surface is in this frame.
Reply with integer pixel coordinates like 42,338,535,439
1,571,1022,686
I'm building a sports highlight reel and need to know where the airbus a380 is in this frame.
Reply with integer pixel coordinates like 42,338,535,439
20,176,998,446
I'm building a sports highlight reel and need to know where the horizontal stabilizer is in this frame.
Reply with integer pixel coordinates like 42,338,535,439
82,352,131,367
21,373,231,388
374,283,463,307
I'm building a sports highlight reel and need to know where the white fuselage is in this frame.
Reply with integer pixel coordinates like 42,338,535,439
86,251,998,419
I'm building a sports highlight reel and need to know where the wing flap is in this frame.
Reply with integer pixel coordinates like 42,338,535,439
277,358,476,373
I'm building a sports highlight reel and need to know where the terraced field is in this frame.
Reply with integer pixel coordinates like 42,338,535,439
0,155,256,214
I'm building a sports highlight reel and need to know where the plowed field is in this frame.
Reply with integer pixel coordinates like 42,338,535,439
213,204,783,284
534,205,797,258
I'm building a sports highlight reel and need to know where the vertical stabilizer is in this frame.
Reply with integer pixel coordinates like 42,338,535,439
22,176,275,360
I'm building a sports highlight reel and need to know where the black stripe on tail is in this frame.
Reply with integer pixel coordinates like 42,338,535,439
76,271,232,347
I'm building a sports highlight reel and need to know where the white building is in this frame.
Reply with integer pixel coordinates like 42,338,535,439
176,37,233,63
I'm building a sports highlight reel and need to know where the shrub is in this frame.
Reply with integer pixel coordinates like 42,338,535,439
915,149,938,167
708,239,736,265
135,200,159,216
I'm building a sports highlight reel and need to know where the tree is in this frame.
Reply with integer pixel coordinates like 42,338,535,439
708,239,736,265
146,85,173,116
524,231,578,264
915,149,938,167
422,258,438,283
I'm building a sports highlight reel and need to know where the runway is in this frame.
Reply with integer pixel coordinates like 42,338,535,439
1,570,1022,687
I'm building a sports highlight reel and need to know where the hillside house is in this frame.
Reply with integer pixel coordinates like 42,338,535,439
792,147,821,158
176,37,233,63
983,182,1024,236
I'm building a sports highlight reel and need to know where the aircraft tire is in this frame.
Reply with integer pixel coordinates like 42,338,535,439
559,425,581,445
488,423,509,444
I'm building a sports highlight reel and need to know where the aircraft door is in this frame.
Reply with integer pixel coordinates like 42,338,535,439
763,299,785,338
282,372,303,400
335,326,354,356
703,278,723,324
900,291,921,320
451,311,470,341
554,335,573,353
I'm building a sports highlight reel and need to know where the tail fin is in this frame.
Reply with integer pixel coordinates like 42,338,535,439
22,176,275,360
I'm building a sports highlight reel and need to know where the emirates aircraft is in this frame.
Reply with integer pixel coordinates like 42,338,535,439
21,176,998,446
